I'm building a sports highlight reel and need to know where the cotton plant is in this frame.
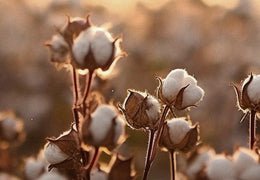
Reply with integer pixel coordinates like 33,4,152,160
120,69,204,180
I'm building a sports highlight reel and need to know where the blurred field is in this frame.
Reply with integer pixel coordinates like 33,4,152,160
1,0,260,179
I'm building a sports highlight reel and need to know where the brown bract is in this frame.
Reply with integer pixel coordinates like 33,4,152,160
119,90,159,130
159,123,200,153
233,74,260,112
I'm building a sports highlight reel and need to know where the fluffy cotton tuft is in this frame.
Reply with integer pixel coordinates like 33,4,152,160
240,165,260,180
182,85,205,108
245,75,260,104
161,69,204,107
72,27,113,67
146,95,161,123
44,143,68,164
38,171,68,180
206,155,236,180
233,147,258,176
167,118,191,144
51,34,68,50
89,105,117,143
25,157,45,180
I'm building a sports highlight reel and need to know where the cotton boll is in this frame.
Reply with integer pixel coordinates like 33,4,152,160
166,69,187,81
113,116,125,145
1,118,19,140
162,78,182,102
145,95,161,124
89,105,117,144
233,148,258,176
44,143,69,164
25,157,45,179
167,118,191,144
182,85,204,108
38,171,68,180
246,75,260,104
91,28,113,66
240,165,260,180
206,155,236,180
72,28,94,65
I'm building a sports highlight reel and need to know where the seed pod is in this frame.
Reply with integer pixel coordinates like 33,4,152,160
159,117,199,152
80,104,126,151
120,90,161,130
157,69,204,110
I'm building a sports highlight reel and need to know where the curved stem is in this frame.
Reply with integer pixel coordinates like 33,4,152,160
142,130,155,180
82,71,94,116
169,151,176,180
86,147,100,180
249,110,256,149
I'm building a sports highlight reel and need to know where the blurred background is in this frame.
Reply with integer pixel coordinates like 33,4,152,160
1,0,260,179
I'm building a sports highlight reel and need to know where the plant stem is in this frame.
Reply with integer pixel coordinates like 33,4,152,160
72,67,80,130
249,110,256,149
86,147,100,180
82,71,93,116
169,151,176,180
142,130,155,180
150,106,170,161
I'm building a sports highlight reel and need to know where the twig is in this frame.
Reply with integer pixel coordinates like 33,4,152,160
86,147,100,180
169,151,176,180
249,110,256,149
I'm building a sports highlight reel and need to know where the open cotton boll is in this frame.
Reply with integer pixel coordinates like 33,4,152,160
91,28,113,66
162,78,182,102
1,118,19,140
233,147,258,176
44,143,69,164
182,85,205,108
166,69,187,81
51,34,68,50
89,105,117,144
246,75,260,104
146,95,161,123
240,165,260,180
113,116,126,144
167,118,191,144
25,157,45,180
182,75,197,86
72,28,94,65
38,171,68,180
206,155,236,180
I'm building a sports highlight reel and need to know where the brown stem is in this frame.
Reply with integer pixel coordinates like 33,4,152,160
86,147,100,180
82,71,94,116
249,110,256,149
150,106,170,162
72,67,80,129
169,151,176,180
142,130,155,180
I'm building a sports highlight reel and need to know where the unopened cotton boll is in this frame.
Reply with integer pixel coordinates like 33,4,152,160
206,155,236,180
240,165,260,180
44,143,69,164
233,147,258,176
121,90,161,130
24,157,45,180
38,171,68,180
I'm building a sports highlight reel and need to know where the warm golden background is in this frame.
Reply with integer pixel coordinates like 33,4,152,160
1,0,260,179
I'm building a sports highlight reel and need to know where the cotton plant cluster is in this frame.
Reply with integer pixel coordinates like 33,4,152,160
181,147,260,180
